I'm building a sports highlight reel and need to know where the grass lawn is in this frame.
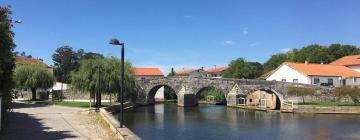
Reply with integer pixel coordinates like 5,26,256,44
296,101,360,106
27,100,112,108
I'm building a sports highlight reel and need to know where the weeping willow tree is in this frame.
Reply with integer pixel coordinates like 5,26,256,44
71,57,136,104
14,64,54,100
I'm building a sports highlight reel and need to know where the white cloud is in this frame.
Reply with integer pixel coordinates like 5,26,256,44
280,48,290,53
224,40,235,45
242,28,249,35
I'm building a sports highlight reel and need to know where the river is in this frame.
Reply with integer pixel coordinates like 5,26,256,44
114,103,360,140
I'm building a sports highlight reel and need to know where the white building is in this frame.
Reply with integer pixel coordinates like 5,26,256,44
330,54,360,72
205,67,228,78
266,62,360,87
133,68,164,100
176,68,206,77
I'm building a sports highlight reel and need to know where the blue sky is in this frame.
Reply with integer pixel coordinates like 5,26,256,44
2,0,360,74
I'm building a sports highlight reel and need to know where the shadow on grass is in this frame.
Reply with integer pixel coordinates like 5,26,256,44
0,109,77,140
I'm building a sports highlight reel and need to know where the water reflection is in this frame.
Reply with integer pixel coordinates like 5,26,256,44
118,104,360,140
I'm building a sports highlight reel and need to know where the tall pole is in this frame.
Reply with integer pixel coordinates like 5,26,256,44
120,44,124,128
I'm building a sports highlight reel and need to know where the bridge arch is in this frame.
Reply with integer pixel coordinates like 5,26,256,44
147,84,177,105
194,86,227,105
247,88,283,110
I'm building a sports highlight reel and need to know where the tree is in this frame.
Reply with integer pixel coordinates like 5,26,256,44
14,64,54,100
247,62,264,79
263,54,288,72
224,58,263,79
167,68,176,77
52,47,104,83
0,6,16,115
71,57,136,102
52,46,78,83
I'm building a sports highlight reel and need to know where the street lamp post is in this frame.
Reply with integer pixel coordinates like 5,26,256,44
109,38,125,128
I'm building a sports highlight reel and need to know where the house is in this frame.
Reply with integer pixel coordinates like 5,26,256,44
205,67,228,78
133,67,164,101
133,67,164,80
329,54,360,72
176,68,206,77
15,57,53,73
266,62,360,87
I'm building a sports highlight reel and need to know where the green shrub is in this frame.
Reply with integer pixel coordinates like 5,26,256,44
335,86,360,104
287,86,316,103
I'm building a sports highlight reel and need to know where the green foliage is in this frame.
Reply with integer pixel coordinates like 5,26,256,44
199,87,226,103
287,86,316,103
14,64,54,100
52,46,103,83
0,6,16,114
167,68,176,77
164,86,177,100
263,44,360,72
263,54,288,72
71,57,135,101
335,87,360,103
224,58,263,79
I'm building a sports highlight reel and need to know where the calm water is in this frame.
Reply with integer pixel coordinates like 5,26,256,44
115,104,360,140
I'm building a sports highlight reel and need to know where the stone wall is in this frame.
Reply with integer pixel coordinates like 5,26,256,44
135,77,333,109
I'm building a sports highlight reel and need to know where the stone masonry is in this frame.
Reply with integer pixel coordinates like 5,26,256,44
135,77,332,110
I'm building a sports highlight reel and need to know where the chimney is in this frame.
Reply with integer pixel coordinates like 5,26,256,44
305,61,308,64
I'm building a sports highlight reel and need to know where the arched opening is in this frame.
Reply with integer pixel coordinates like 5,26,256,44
196,86,226,105
148,85,177,105
246,89,281,110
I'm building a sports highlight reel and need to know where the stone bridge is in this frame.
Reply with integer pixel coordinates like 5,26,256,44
134,77,331,110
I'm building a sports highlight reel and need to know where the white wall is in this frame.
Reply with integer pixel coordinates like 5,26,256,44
266,64,310,84
344,77,360,86
154,86,164,100
349,65,360,73
52,82,69,91
309,76,341,86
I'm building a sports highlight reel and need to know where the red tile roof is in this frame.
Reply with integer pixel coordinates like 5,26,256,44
205,67,228,73
15,57,50,68
260,70,274,79
176,69,195,75
133,68,164,76
285,62,360,78
329,55,360,66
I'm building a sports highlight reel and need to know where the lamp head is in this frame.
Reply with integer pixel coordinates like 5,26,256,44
109,38,123,45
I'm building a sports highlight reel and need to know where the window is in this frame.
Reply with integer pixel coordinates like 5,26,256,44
355,78,358,83
314,78,320,84
281,79,286,82
328,79,333,85
293,79,298,83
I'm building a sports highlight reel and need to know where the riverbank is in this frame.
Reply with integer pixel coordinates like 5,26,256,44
0,101,118,140
294,105,360,114
98,103,140,140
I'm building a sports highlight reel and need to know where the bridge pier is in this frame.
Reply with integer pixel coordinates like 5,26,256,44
177,93,198,107
226,94,239,107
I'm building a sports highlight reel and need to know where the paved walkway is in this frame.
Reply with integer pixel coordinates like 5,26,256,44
0,102,118,140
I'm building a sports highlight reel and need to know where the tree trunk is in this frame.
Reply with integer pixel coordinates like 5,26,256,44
302,95,305,103
31,88,37,100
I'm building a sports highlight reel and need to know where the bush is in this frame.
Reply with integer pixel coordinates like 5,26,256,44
335,86,360,104
287,86,316,103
